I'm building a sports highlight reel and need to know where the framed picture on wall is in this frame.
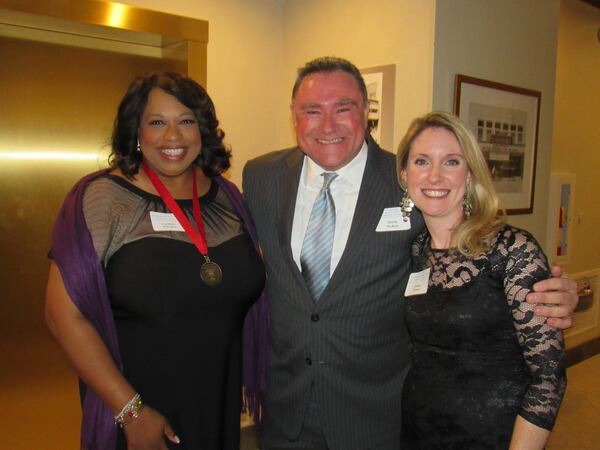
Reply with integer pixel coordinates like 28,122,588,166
360,64,396,151
454,74,541,215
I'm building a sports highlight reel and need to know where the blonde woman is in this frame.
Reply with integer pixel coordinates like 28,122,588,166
397,112,566,450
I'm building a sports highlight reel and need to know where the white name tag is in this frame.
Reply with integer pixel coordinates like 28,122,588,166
404,268,431,296
150,211,184,232
376,207,411,232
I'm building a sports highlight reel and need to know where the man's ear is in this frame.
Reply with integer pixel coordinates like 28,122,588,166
290,103,298,127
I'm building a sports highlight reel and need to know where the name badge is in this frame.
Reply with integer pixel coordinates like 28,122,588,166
376,207,411,232
150,211,185,232
404,268,431,296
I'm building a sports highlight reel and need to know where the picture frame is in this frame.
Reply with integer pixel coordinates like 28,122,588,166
454,74,541,215
360,64,396,151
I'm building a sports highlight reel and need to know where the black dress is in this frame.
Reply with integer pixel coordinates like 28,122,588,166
83,175,265,450
401,225,566,450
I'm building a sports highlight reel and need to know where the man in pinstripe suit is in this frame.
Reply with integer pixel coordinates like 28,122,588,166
242,57,576,450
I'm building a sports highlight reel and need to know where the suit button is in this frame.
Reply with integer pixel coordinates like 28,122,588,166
306,357,312,365
311,314,320,322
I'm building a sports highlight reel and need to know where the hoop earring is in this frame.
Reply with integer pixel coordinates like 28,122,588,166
463,193,473,218
401,190,414,221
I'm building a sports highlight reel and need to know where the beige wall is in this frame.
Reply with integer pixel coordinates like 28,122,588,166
552,0,600,275
432,0,600,347
432,0,561,246
121,0,289,185
551,0,600,347
124,0,598,274
281,0,435,151
123,0,435,184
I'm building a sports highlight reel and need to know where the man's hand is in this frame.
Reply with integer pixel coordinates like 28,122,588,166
527,266,578,329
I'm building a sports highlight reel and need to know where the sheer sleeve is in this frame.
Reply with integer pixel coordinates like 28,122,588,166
501,227,567,430
83,176,247,266
82,177,139,265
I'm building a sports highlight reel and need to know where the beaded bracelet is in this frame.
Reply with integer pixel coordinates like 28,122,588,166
114,393,144,427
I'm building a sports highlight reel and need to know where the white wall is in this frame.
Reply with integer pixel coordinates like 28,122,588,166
432,0,561,244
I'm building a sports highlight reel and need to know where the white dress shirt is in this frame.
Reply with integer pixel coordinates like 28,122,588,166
291,141,368,275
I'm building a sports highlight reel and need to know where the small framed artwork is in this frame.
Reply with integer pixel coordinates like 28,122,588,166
454,74,541,215
361,64,396,151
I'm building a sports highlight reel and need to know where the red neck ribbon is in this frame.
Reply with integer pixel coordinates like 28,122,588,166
141,162,209,257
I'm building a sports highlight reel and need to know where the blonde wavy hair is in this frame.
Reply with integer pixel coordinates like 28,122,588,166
397,111,505,256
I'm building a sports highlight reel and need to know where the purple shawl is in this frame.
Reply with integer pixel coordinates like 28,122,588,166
51,170,269,450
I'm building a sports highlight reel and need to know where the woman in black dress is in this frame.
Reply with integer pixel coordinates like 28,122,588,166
396,112,566,449
46,72,268,450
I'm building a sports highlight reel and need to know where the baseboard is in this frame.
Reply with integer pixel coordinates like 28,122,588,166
565,336,600,367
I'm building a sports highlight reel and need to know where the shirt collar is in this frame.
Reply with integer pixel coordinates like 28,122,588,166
301,140,368,190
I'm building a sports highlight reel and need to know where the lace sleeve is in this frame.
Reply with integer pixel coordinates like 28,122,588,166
502,227,567,431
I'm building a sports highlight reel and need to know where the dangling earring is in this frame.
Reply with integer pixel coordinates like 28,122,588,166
463,192,473,218
136,139,141,153
401,190,414,221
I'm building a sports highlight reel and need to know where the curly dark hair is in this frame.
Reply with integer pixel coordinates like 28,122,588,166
110,71,230,177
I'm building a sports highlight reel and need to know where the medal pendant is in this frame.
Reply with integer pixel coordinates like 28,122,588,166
200,261,222,287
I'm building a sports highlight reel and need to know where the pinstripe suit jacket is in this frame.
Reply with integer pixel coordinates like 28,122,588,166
242,138,423,449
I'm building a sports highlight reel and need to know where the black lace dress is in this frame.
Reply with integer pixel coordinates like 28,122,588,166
401,225,566,450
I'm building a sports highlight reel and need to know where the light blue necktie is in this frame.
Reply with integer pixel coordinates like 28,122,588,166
300,172,338,300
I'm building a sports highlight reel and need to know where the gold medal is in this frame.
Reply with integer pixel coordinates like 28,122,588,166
200,260,222,287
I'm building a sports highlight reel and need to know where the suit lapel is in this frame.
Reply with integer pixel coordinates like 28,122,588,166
276,149,306,284
326,140,394,296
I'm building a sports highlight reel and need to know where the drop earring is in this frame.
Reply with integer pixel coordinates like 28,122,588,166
136,139,141,153
463,193,473,218
401,190,414,221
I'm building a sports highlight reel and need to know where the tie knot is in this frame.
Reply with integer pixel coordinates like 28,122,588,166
321,172,338,190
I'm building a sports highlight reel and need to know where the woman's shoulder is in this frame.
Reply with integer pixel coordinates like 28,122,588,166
489,224,549,272
493,225,543,252
82,174,143,235
83,174,143,209
83,174,146,263
84,172,120,196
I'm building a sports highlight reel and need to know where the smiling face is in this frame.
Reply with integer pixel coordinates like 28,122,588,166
138,87,202,180
401,127,471,228
291,70,369,171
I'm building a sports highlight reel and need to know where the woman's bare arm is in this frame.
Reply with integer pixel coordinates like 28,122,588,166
45,262,179,448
